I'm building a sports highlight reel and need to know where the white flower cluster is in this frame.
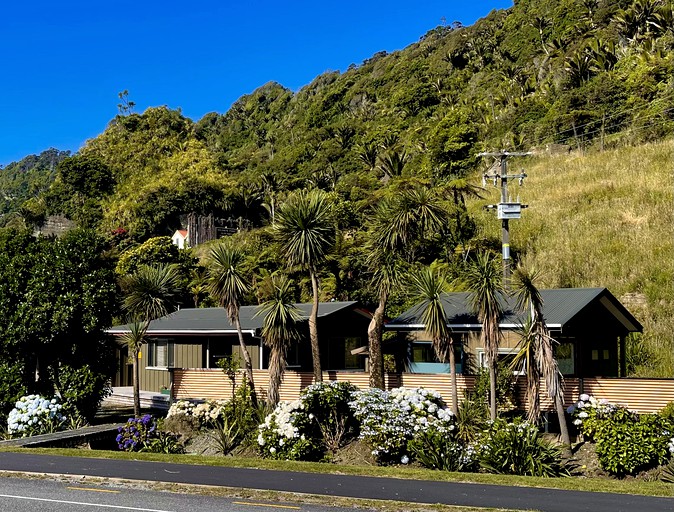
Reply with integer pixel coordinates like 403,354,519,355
258,400,305,445
7,394,66,437
167,399,229,426
350,387,454,460
669,437,674,455
566,394,614,426
167,400,195,417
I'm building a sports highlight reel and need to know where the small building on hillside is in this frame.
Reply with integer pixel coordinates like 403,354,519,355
385,287,641,378
108,302,372,393
171,229,188,249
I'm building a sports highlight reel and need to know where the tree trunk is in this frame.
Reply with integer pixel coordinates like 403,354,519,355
449,340,458,415
489,360,497,421
133,349,141,418
309,270,323,383
367,290,387,389
234,315,257,405
267,346,286,407
555,392,572,458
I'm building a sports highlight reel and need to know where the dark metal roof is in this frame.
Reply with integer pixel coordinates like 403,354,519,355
386,288,641,333
108,301,363,335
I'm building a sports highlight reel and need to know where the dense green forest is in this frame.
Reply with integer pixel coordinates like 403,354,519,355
1,0,673,379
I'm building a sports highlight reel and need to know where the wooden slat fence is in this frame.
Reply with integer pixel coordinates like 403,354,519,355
172,369,674,414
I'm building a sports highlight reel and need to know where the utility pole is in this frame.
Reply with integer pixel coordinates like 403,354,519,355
479,151,531,288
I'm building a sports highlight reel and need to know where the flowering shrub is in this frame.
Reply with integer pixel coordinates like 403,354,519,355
167,399,229,427
257,400,321,460
299,381,358,452
350,387,454,464
568,394,673,475
567,394,618,440
116,414,157,451
7,395,66,437
257,381,359,460
479,418,567,477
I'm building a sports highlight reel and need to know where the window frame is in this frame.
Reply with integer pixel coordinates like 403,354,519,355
146,338,175,370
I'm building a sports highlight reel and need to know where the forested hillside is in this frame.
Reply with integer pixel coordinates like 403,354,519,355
1,0,673,375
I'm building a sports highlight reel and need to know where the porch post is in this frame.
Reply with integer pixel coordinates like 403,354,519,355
619,335,626,377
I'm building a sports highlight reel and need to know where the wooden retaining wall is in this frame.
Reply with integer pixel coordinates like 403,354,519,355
172,369,674,414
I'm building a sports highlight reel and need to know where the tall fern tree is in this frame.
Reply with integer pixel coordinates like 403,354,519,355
410,265,458,415
274,189,335,383
207,241,256,403
122,264,182,417
256,275,302,407
463,252,504,421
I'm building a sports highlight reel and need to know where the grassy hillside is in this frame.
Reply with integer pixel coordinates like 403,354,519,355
473,139,674,376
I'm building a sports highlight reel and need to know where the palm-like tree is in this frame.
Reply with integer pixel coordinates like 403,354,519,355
274,189,335,383
365,186,449,388
411,265,458,414
512,265,571,454
207,241,256,400
510,317,541,423
463,252,504,421
122,263,182,417
256,276,302,407
378,149,409,179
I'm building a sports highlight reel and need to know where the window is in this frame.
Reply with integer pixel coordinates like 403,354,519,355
556,342,574,375
411,342,462,363
286,343,300,368
147,339,174,368
477,348,525,375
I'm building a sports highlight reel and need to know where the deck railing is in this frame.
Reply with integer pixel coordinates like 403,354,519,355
172,369,674,414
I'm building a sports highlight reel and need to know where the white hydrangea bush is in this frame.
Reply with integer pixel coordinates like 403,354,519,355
349,386,455,464
7,394,66,437
167,399,228,427
257,399,319,460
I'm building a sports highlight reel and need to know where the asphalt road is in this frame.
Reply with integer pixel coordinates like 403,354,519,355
0,476,343,511
1,451,673,512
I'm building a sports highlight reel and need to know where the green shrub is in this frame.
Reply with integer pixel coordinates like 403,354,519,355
567,394,619,441
660,401,674,421
54,364,111,422
299,381,358,453
479,418,568,477
209,416,243,455
594,413,673,476
473,361,518,413
454,396,489,443
408,424,477,471
569,394,674,476
141,430,185,454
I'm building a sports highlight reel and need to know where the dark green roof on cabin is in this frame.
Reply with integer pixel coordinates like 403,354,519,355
386,288,641,333
108,301,365,335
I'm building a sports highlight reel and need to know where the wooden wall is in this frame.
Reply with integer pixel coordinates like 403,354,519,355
173,369,674,414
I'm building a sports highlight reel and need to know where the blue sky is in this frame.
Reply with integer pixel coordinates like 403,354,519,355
1,1,512,167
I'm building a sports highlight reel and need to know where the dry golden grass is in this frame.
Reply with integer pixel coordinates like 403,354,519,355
471,139,674,376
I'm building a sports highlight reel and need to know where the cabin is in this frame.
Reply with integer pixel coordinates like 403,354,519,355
385,288,642,378
170,229,188,249
108,301,372,393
